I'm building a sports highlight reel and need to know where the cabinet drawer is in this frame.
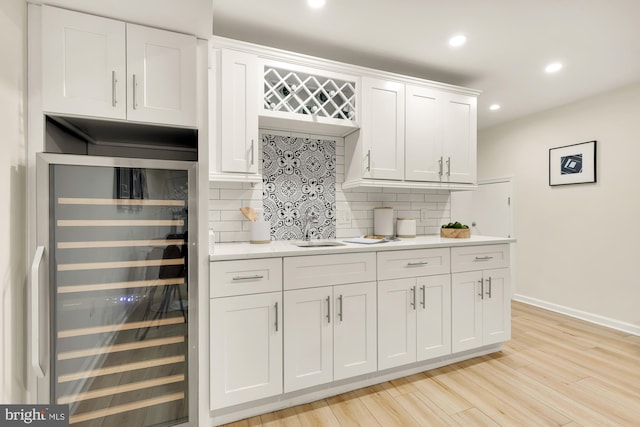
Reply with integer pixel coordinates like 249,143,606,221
284,253,376,290
377,248,450,280
210,258,282,297
451,244,509,273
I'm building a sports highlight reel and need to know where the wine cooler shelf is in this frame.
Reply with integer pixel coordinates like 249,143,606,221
264,66,357,121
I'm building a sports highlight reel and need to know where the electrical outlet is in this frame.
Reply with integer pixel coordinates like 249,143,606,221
337,205,351,227
420,208,430,222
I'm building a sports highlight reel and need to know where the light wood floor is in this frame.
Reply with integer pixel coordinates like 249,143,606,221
221,301,640,427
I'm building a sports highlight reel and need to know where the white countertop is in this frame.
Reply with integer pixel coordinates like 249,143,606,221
209,235,515,261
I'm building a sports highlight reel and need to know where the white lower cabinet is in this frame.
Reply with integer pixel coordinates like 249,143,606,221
284,281,377,393
451,268,511,353
378,274,451,370
210,292,282,409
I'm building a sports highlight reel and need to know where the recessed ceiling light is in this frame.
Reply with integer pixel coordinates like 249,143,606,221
545,62,563,73
308,0,325,8
489,104,501,111
449,34,467,47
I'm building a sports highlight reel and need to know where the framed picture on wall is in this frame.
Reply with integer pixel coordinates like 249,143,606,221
549,140,597,186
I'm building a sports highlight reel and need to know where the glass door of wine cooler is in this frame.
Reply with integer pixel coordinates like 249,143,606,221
36,154,196,427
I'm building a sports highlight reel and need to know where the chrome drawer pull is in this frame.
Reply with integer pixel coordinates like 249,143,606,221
410,286,416,310
407,261,429,267
474,256,493,261
486,277,492,298
232,274,264,281
274,301,279,332
478,278,484,300
421,285,426,309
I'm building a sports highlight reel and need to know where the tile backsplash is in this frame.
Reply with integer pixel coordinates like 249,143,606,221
208,131,451,243
262,133,336,239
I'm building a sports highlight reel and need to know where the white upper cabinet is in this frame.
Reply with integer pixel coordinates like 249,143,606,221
345,78,478,189
218,49,259,176
42,6,196,127
405,85,442,182
125,24,196,127
42,6,126,120
360,77,405,180
405,87,477,184
442,92,477,183
209,47,261,182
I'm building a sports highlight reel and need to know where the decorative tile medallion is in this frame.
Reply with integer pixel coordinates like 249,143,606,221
262,134,336,240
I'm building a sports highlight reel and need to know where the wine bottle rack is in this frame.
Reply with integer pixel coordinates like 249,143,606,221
264,66,356,121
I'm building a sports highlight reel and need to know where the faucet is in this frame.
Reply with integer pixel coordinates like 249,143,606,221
302,211,319,241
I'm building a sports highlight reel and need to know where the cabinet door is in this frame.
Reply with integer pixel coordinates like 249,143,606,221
378,278,417,370
42,6,126,119
405,85,443,181
220,49,259,173
482,268,511,345
210,292,282,409
284,287,333,392
442,92,477,183
126,24,196,127
333,282,377,381
451,271,483,353
361,77,405,180
417,274,452,361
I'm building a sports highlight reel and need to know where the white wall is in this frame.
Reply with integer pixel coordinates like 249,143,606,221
478,82,640,333
208,132,451,242
0,0,27,403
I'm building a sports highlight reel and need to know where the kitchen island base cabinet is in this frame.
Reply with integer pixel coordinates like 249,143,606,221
283,281,377,392
210,292,282,410
451,268,510,353
378,274,451,370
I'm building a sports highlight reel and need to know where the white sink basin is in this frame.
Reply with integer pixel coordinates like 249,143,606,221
291,241,347,247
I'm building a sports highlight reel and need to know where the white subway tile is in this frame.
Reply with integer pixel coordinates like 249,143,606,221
208,188,220,199
210,181,244,189
397,193,425,202
211,199,243,210
219,231,251,243
212,221,243,232
367,193,397,202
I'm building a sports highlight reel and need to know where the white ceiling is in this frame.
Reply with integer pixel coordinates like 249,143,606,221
212,0,640,129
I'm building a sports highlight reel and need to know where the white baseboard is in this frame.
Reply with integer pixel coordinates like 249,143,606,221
513,294,640,336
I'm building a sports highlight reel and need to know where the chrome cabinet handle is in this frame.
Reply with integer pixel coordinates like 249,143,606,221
326,296,331,323
338,294,343,322
30,246,45,378
474,256,493,261
407,261,428,267
112,70,117,107
478,278,484,300
274,301,279,332
232,274,264,281
438,156,443,177
421,285,426,309
446,157,451,177
250,140,255,165
132,74,138,109
410,286,416,310
366,150,371,172
486,277,492,298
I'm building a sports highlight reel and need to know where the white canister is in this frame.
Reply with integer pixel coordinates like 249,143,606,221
250,220,271,244
396,218,417,238
373,207,394,237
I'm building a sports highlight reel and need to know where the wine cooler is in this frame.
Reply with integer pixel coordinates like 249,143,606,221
31,153,197,426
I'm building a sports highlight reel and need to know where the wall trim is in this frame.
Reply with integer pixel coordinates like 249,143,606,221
513,294,640,336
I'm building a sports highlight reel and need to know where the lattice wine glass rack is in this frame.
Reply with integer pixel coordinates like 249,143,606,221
264,66,357,121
